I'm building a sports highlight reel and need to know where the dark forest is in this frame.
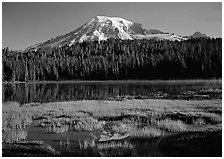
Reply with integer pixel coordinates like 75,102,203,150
3,38,222,81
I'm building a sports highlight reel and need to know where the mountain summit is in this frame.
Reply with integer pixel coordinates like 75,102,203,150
25,16,194,51
189,31,209,39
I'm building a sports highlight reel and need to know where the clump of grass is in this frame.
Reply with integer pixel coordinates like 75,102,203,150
37,117,71,133
97,141,134,150
120,112,152,125
2,110,32,132
79,139,134,150
112,123,136,134
72,116,104,131
38,117,71,127
2,130,27,143
156,118,187,132
97,141,136,157
131,127,164,138
112,123,163,138
37,114,104,133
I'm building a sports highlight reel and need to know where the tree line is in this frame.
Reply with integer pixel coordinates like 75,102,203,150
3,38,222,81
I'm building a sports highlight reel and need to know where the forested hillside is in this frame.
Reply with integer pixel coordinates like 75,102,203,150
3,38,222,81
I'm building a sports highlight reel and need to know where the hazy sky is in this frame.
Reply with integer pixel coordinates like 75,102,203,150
2,2,222,50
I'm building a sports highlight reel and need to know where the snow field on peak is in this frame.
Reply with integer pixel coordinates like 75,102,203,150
93,30,107,41
96,16,133,40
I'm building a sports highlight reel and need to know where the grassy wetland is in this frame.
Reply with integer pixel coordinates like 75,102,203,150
2,80,222,157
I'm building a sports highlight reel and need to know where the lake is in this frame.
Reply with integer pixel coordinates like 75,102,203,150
3,80,222,104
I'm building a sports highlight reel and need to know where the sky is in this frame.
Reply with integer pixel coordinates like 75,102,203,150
2,2,222,50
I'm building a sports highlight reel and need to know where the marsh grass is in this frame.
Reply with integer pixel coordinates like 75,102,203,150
3,130,27,143
112,123,164,138
79,139,134,150
112,123,136,134
97,141,134,150
37,115,104,133
46,124,70,134
78,139,135,157
156,119,187,132
2,99,221,145
132,127,164,138
72,116,104,131
2,103,32,132
2,98,222,157
2,112,32,131
97,141,136,157
3,99,221,133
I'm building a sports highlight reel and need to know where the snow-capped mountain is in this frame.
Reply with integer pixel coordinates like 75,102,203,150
24,16,192,51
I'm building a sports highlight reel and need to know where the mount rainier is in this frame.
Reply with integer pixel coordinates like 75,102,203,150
25,16,207,51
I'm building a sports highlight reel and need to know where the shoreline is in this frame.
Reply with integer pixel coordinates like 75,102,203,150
2,79,222,84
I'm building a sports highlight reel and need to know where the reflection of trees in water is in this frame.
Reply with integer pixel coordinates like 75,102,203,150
4,83,149,103
78,139,136,157
59,139,71,151
3,81,221,103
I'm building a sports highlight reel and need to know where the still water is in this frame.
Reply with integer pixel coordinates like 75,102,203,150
3,80,221,103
